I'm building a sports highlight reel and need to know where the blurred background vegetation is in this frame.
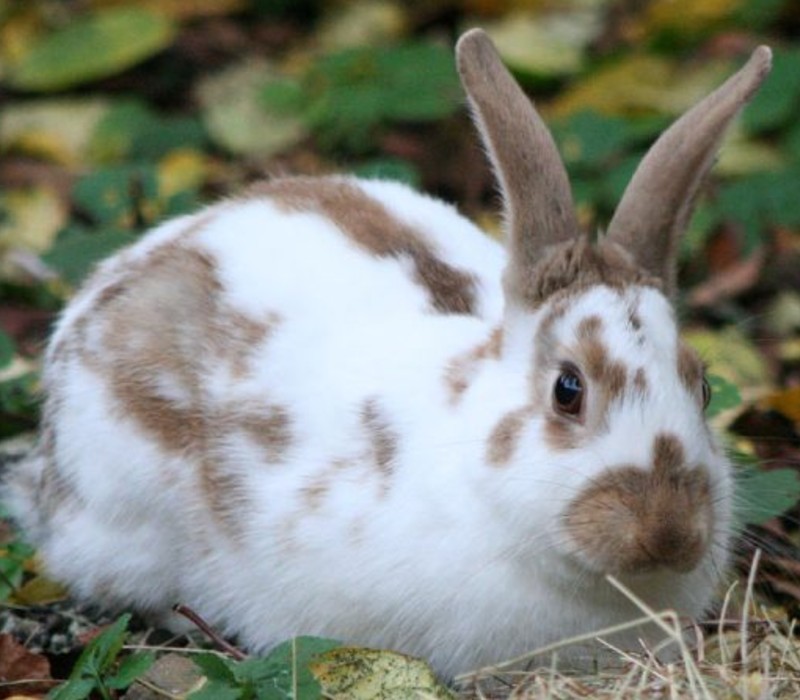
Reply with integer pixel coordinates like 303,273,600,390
0,0,799,675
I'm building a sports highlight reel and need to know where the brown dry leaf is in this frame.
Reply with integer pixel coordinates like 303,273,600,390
687,249,765,308
0,634,51,697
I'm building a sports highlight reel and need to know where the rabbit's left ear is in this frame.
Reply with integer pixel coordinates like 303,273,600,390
606,46,772,296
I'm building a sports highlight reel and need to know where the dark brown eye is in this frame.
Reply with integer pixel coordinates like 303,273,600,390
702,375,712,410
554,367,584,416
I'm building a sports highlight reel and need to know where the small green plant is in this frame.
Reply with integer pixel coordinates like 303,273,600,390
261,41,462,154
188,636,340,700
48,614,154,700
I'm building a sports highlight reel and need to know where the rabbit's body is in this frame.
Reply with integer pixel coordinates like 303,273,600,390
5,31,772,677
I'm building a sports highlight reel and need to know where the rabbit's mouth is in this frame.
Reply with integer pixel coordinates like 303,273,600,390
561,442,715,577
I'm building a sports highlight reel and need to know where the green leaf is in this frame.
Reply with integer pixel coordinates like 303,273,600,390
71,164,159,226
706,374,741,418
106,651,156,689
0,330,14,368
353,158,420,186
741,48,800,133
554,111,634,169
259,636,341,699
7,8,176,92
188,680,244,700
43,226,134,287
734,464,800,529
48,677,97,700
191,653,239,684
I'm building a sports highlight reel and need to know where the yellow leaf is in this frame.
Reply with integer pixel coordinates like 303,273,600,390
642,0,743,36
762,386,800,426
317,0,408,50
310,647,454,700
0,187,68,254
0,98,111,166
157,149,209,199
10,575,69,606
484,7,602,79
683,327,771,399
546,54,730,119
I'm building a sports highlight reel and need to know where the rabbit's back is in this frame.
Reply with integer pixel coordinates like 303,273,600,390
7,175,506,625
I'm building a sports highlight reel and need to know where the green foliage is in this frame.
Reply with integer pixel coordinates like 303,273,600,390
262,42,462,153
48,614,155,700
90,100,208,163
0,536,35,601
706,374,742,419
734,455,800,531
43,164,199,286
7,7,176,92
189,637,340,700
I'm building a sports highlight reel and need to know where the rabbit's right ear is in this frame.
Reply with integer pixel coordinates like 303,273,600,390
457,29,579,309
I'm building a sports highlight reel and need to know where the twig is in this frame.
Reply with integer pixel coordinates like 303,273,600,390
172,604,248,661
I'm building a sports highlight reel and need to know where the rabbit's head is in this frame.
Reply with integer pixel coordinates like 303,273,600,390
457,30,770,598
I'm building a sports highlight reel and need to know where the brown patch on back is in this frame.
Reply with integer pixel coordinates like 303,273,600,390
250,177,478,315
677,342,704,397
66,218,287,537
517,236,661,310
444,326,503,404
361,398,399,492
234,403,293,463
564,434,713,575
486,405,533,466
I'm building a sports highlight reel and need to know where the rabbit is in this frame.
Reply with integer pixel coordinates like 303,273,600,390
4,29,771,677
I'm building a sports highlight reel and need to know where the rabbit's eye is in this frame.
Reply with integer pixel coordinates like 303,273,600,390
554,367,584,416
701,376,712,410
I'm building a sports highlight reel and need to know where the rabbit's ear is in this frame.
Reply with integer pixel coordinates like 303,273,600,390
606,46,772,297
457,29,579,308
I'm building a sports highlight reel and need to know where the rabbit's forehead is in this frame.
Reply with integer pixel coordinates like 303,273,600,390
548,286,681,370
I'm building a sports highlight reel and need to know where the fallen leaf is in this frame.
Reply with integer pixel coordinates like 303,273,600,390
310,647,454,700
0,98,111,166
762,386,800,426
0,634,52,696
6,7,176,92
546,54,731,119
483,7,602,80
196,59,308,158
10,575,69,606
88,0,247,19
316,0,408,50
687,248,765,307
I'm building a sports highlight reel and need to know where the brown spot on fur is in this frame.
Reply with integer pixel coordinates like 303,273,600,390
677,343,704,397
235,403,293,463
576,314,627,403
251,177,478,315
361,398,399,492
444,326,503,404
64,216,284,537
486,406,532,466
633,368,648,395
515,236,661,310
544,415,579,451
302,480,330,511
564,457,712,575
652,433,685,476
